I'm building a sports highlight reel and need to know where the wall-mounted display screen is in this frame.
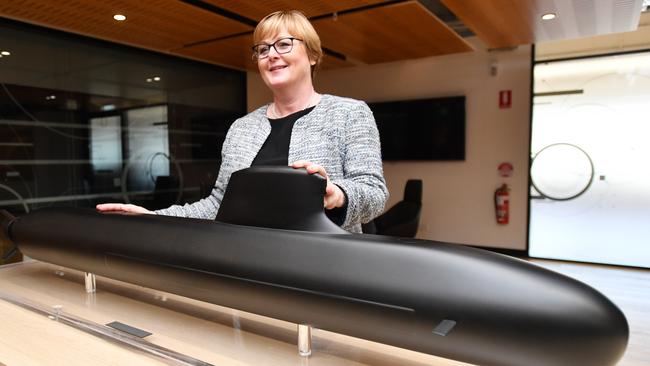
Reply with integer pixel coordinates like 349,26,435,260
369,96,465,161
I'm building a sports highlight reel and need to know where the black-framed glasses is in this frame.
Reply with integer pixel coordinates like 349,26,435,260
252,37,302,60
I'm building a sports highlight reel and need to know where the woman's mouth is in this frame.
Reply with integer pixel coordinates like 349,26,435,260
269,65,287,72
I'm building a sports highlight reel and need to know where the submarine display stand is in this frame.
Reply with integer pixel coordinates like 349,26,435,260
0,167,629,366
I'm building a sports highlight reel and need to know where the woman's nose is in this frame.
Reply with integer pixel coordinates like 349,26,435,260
268,46,281,58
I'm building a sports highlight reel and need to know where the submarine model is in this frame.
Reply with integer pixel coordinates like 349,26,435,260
0,166,629,366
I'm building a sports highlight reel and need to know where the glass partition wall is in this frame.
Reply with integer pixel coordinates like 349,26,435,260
529,51,650,268
0,20,246,218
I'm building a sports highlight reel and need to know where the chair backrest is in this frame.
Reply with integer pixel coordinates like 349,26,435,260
369,179,423,237
404,180,422,203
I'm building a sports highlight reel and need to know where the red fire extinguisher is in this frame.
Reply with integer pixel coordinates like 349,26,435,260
494,184,509,225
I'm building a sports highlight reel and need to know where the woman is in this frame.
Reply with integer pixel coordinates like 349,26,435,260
97,10,388,233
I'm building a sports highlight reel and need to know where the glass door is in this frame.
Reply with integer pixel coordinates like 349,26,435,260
529,51,650,268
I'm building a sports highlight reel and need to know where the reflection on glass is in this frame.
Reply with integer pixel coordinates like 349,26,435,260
90,116,122,173
0,20,245,216
125,105,170,193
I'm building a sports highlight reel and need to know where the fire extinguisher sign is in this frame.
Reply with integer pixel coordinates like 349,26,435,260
499,90,512,109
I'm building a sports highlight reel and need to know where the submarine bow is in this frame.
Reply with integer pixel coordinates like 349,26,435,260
1,167,629,366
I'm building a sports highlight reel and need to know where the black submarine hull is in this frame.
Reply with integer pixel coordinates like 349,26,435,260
3,207,628,366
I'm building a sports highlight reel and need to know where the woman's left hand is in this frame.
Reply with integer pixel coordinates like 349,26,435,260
291,160,346,209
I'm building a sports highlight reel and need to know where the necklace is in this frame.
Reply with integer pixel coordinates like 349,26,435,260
270,91,317,119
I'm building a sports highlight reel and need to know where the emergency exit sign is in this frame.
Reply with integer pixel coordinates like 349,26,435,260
499,90,512,109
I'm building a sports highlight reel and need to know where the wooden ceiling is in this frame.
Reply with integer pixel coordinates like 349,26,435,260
0,0,472,71
312,2,472,64
0,0,643,71
201,0,389,20
0,0,251,53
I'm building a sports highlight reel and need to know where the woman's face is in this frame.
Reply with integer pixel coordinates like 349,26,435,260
256,28,314,92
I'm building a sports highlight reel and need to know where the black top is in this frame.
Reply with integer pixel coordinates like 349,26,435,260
251,106,315,166
251,106,347,226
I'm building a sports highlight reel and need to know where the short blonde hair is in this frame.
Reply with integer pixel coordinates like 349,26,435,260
253,10,323,76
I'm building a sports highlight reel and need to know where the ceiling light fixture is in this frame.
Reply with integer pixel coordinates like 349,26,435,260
153,76,161,81
113,14,126,21
146,78,153,82
1,51,9,56
541,13,556,20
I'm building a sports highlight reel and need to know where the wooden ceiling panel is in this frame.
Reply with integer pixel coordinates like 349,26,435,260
0,0,482,71
440,0,538,48
176,34,257,71
176,34,355,71
201,0,389,21
441,0,644,49
0,0,251,52
312,1,473,64
320,54,356,70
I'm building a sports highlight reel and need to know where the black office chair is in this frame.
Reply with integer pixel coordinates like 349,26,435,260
363,179,422,237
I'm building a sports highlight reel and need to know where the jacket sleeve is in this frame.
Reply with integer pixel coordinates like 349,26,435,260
332,102,389,229
154,123,236,219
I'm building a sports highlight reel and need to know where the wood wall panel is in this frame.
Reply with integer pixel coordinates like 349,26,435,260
0,0,251,52
313,1,473,64
202,0,389,21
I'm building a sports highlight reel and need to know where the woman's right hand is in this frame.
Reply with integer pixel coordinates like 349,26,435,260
96,203,154,214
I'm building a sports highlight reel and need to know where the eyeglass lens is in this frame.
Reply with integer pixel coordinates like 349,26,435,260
254,38,295,59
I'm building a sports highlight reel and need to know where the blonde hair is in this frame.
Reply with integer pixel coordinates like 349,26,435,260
253,10,323,76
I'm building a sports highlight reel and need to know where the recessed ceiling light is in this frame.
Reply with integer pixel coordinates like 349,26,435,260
113,14,126,21
146,78,153,82
153,76,161,81
541,13,556,20
0,51,9,56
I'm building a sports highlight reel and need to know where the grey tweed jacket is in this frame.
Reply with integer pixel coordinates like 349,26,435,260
156,94,388,233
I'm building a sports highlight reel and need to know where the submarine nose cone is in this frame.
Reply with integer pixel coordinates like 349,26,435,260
568,283,629,366
509,263,630,366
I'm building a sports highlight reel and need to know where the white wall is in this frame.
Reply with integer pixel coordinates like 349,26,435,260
247,38,532,249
